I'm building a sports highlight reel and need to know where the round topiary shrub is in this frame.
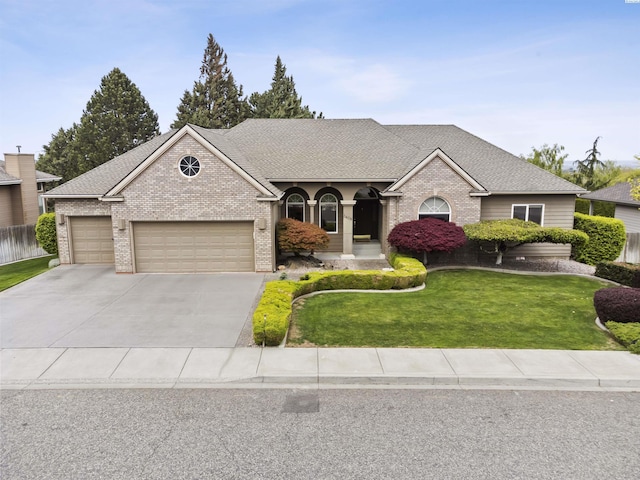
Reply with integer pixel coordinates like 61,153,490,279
35,212,58,255
594,287,640,323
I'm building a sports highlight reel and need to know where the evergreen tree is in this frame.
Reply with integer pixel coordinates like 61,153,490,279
171,34,250,129
36,124,82,182
249,56,322,119
573,137,606,190
77,67,160,172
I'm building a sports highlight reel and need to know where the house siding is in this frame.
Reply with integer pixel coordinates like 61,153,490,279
0,188,13,227
480,194,576,258
615,205,640,233
111,135,274,272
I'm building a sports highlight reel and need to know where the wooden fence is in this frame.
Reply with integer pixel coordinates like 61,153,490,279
0,224,48,264
616,233,640,265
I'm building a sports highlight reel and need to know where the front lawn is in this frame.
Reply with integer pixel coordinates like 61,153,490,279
0,256,54,292
287,269,621,350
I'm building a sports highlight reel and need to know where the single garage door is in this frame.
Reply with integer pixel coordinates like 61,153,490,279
133,221,254,273
70,216,115,264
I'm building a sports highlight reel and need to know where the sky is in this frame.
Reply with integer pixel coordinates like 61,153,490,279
0,0,638,165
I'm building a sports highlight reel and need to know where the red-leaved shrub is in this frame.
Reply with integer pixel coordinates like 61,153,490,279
594,287,640,323
388,218,466,254
277,218,330,255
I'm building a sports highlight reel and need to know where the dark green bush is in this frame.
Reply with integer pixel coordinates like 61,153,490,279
573,213,625,265
593,287,640,323
252,254,427,346
605,321,640,354
575,198,615,217
595,262,640,287
35,213,58,255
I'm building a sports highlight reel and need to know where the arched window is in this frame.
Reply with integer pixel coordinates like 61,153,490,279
419,196,451,222
286,193,305,222
319,193,338,233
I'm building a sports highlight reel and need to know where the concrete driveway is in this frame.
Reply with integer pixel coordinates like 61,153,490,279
0,265,265,348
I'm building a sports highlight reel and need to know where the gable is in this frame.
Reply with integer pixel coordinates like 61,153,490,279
388,149,485,194
107,126,278,199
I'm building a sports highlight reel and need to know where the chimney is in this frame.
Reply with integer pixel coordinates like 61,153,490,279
4,153,39,225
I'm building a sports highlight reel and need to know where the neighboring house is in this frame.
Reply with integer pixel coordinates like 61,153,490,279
581,182,640,233
0,154,61,227
43,119,585,273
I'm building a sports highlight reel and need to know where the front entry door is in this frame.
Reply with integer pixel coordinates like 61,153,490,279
353,199,379,239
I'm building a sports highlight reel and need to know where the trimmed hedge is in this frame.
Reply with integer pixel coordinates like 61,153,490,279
595,262,640,287
575,198,615,217
35,213,58,255
605,321,640,354
573,213,625,266
252,253,427,346
593,287,640,324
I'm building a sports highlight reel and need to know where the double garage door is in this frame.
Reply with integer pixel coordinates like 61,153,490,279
133,221,254,273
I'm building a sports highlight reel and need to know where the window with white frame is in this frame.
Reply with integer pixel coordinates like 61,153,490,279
179,155,201,178
286,193,305,222
319,193,338,233
512,204,544,225
419,196,451,222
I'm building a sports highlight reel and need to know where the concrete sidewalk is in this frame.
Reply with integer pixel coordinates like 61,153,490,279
2,347,639,391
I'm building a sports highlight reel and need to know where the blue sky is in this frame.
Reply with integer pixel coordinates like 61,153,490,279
1,0,638,164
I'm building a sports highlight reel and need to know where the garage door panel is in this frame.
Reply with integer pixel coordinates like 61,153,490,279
71,217,115,264
133,222,254,273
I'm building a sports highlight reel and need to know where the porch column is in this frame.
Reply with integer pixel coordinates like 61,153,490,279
307,200,317,225
379,199,388,255
341,200,357,258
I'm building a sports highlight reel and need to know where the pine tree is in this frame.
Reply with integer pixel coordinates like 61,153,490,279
77,68,160,172
249,56,322,119
36,124,82,182
171,34,250,129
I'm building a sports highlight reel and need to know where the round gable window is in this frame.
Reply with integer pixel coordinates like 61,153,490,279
179,156,200,178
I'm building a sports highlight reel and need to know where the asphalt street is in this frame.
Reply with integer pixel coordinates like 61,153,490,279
2,388,639,479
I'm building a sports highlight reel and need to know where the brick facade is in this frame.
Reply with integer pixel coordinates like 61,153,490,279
55,136,275,272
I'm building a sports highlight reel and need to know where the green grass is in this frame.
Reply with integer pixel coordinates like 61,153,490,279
288,269,622,350
0,256,54,292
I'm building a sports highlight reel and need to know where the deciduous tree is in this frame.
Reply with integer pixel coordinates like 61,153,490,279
277,218,330,256
521,144,568,176
388,218,466,263
463,219,588,265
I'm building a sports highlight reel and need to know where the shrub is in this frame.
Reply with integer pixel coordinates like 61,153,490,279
463,219,588,265
593,287,640,323
595,262,640,287
575,198,615,217
573,213,625,265
35,213,58,255
276,218,329,255
388,218,466,256
605,321,640,354
252,254,427,346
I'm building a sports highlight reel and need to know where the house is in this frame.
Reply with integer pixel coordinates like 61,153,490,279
580,182,640,233
43,119,585,273
1,153,61,228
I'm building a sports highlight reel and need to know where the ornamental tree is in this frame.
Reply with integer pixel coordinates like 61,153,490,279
387,218,467,263
463,219,588,265
276,218,329,256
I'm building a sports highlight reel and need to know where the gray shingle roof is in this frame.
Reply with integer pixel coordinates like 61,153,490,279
384,125,585,193
190,125,282,197
45,118,586,197
581,182,640,207
46,131,177,196
224,119,426,180
0,160,61,185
